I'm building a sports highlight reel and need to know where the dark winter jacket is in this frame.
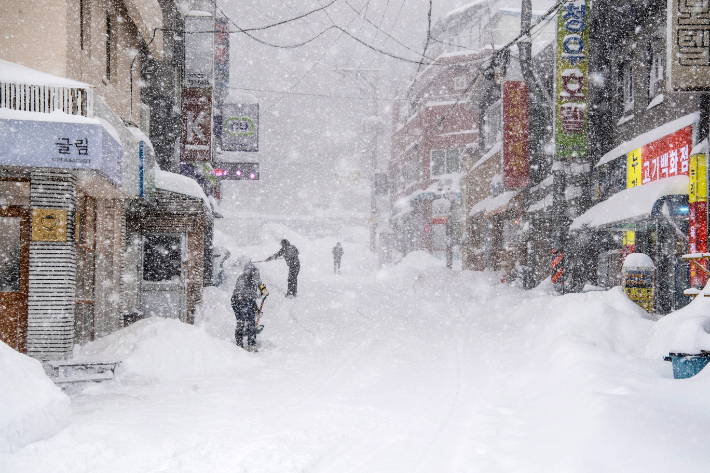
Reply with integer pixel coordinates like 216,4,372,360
270,244,300,267
332,245,344,260
232,263,263,301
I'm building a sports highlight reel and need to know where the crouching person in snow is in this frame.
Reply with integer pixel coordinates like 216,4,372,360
231,257,268,351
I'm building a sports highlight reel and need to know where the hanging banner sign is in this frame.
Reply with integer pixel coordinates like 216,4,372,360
214,17,230,104
184,12,214,88
554,0,589,157
221,103,259,152
181,88,212,162
667,0,710,91
502,81,530,188
626,126,692,188
689,150,707,286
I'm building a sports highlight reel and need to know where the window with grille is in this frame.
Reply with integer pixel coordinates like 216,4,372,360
649,42,664,99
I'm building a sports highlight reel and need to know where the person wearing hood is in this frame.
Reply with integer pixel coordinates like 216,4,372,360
265,239,300,297
332,242,344,274
231,256,268,351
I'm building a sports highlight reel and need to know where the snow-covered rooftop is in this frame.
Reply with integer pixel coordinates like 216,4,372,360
0,108,98,124
0,59,91,88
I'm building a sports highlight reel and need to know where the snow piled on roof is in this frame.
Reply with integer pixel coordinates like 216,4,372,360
471,142,502,170
469,190,518,216
0,59,91,88
570,175,689,230
154,168,210,207
127,126,155,153
0,341,70,453
595,112,700,168
445,0,488,18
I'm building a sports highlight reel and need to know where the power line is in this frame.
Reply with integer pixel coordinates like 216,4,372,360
341,0,437,62
230,86,399,101
208,0,442,65
238,0,339,32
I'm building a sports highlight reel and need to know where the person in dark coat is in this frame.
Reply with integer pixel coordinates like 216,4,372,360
332,242,344,274
231,257,267,351
265,239,300,297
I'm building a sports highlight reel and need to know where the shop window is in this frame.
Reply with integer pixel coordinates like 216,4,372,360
0,218,21,292
143,235,182,282
0,181,30,207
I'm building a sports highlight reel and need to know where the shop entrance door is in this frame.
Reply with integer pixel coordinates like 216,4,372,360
0,209,30,352
141,234,187,321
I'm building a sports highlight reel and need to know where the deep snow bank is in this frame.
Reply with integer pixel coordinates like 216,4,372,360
73,317,260,380
0,341,70,453
646,283,710,359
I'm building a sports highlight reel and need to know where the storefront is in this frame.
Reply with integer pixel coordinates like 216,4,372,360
572,115,698,313
0,98,125,358
467,190,524,277
124,169,212,326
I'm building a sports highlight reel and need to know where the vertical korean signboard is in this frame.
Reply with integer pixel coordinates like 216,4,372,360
689,150,707,286
667,0,710,91
502,81,530,188
554,0,589,157
182,88,212,162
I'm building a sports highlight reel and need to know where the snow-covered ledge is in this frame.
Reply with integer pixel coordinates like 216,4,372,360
154,168,210,208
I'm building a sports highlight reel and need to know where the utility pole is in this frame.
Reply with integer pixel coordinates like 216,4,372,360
334,68,382,252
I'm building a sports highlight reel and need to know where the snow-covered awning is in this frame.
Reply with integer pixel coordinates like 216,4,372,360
570,175,689,230
154,168,210,208
471,142,502,171
469,191,519,218
595,112,699,169
0,108,123,185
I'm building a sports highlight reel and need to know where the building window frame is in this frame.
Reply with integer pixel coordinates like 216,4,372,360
105,11,112,81
649,40,664,99
622,61,634,112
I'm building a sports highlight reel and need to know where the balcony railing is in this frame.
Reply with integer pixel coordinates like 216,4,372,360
0,82,94,117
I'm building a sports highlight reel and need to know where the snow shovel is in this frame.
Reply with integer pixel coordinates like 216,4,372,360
255,293,268,334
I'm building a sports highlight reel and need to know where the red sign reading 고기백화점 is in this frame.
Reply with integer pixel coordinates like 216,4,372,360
626,126,692,188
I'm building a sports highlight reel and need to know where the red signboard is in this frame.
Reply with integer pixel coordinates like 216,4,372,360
502,81,529,188
181,88,212,162
639,126,692,185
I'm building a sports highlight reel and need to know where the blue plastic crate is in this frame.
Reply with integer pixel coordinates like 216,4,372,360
663,352,710,379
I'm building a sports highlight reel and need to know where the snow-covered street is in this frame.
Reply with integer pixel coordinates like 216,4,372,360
2,225,710,472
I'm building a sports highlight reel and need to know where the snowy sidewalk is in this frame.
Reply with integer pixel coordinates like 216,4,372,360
2,230,710,472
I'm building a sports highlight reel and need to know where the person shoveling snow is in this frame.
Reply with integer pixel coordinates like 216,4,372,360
231,256,268,352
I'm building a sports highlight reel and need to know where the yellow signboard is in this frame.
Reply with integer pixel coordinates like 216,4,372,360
627,148,642,188
32,209,68,242
689,153,707,203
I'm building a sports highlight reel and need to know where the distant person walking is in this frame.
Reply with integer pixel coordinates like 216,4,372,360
231,256,268,351
332,242,344,274
265,239,300,297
